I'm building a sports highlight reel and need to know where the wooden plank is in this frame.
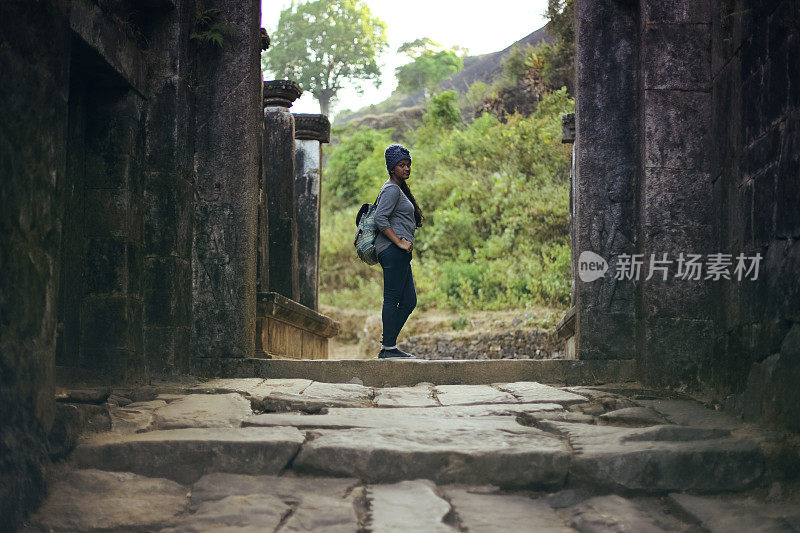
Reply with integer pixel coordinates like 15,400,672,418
286,322,303,358
301,330,327,360
266,318,289,357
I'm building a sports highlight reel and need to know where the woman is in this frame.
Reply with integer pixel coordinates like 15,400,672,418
373,144,424,359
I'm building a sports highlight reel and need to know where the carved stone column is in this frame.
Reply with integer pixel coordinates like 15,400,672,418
192,0,262,359
262,80,302,300
293,113,330,311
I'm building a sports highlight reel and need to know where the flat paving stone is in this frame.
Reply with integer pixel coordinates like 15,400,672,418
294,420,569,486
598,407,670,427
161,494,287,532
28,469,188,532
374,383,438,407
280,493,361,533
109,400,167,433
247,378,314,400
72,427,305,484
669,493,800,533
541,421,764,492
152,393,253,429
191,473,358,507
246,404,563,430
566,495,685,532
189,378,266,395
370,480,455,532
434,385,518,406
496,382,587,404
444,488,573,532
187,473,362,532
637,399,741,429
258,380,373,411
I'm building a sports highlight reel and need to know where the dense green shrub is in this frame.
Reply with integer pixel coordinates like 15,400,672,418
325,127,393,204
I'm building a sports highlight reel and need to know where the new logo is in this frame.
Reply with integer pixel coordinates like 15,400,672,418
578,251,608,282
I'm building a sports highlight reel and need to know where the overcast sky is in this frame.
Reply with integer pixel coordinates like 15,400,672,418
261,0,548,116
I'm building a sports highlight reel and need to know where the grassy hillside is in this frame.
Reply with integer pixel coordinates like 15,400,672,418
319,87,574,312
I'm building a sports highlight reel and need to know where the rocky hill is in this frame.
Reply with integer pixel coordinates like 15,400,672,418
337,24,553,129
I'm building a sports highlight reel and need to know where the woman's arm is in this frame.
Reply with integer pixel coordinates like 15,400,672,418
382,227,413,251
374,185,412,251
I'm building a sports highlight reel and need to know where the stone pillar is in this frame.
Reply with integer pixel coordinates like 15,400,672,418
263,80,302,301
192,0,261,358
637,0,713,387
293,114,331,311
573,0,640,360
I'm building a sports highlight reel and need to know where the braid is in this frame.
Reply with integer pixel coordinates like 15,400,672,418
397,179,423,227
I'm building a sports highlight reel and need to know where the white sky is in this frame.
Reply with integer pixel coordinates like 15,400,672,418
261,0,548,116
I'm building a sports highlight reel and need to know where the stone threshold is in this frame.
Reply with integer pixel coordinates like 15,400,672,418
191,358,636,387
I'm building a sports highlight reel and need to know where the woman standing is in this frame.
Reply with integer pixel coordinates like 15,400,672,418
373,144,424,359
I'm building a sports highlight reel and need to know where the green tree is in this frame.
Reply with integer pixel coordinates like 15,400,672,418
540,0,574,93
265,0,388,115
423,90,462,129
395,39,464,94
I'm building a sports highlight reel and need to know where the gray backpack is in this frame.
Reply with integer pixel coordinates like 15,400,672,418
354,189,384,265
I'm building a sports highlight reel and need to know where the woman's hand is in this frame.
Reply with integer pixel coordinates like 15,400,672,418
398,238,413,252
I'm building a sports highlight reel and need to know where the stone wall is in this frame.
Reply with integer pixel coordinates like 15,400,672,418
399,330,562,360
708,0,799,429
0,0,270,524
0,1,70,526
572,0,799,430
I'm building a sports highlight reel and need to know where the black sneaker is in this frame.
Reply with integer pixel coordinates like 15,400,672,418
378,347,416,359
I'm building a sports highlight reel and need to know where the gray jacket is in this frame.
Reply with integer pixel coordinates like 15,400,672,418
373,180,416,255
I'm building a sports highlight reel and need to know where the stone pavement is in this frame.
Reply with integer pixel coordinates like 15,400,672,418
26,378,800,532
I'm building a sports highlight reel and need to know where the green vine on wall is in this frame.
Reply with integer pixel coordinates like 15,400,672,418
190,9,238,48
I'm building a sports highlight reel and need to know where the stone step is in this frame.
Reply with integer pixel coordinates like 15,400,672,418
192,357,636,387
293,419,571,487
72,427,305,484
87,381,772,492
34,471,796,532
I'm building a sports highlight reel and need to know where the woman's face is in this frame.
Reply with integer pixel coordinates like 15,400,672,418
392,159,411,181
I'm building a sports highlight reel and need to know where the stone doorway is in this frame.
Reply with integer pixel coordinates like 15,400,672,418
56,37,145,380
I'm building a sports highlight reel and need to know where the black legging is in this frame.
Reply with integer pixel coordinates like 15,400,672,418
377,244,417,346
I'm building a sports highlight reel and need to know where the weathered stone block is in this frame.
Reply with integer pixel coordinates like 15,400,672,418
710,56,742,175
84,188,130,239
578,312,637,360
73,427,305,485
752,167,776,247
641,317,713,388
29,470,188,532
643,169,712,229
191,0,261,359
643,23,711,90
763,239,800,323
644,90,711,170
144,256,191,326
127,243,144,295
775,117,800,238
741,70,767,144
644,0,711,23
144,173,193,258
145,325,191,374
84,239,127,295
294,421,569,487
